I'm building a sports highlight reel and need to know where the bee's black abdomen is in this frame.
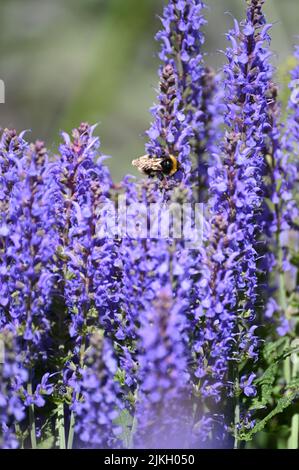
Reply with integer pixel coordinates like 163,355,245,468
161,157,173,175
160,155,179,176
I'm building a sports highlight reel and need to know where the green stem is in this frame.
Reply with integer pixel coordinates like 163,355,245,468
57,403,66,449
234,403,240,449
277,235,287,311
283,349,292,384
278,228,299,448
234,377,240,449
278,245,291,384
67,340,87,449
288,355,299,449
288,414,299,449
27,380,37,449
278,244,295,449
14,423,24,449
129,412,138,449
67,410,75,450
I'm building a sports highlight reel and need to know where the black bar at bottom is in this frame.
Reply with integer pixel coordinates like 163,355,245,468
0,449,298,466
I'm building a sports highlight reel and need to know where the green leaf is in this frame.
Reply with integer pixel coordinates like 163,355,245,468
240,386,299,441
263,338,286,362
115,368,126,386
290,251,299,269
250,342,299,411
115,409,134,449
250,362,278,411
65,270,76,281
37,434,55,449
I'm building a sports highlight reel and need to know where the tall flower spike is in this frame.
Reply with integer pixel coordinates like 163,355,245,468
146,63,192,177
287,45,299,156
262,78,299,336
134,287,193,449
0,136,57,447
284,45,299,226
117,174,198,396
54,123,112,343
116,177,174,394
53,123,123,423
155,1,209,178
73,332,122,449
192,0,273,435
0,128,28,265
0,139,56,358
192,67,225,199
0,330,28,449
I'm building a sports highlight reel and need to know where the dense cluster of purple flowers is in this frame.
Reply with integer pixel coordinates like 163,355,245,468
146,62,192,177
73,332,122,448
0,0,299,451
1,140,56,350
53,123,112,342
263,79,299,336
0,330,27,448
134,287,192,449
288,45,299,149
189,2,275,429
148,0,221,184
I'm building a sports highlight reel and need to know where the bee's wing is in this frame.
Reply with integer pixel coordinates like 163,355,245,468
132,155,163,173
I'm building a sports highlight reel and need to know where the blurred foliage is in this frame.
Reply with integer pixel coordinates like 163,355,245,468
0,0,298,180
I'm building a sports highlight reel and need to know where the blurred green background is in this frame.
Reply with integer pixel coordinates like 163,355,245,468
0,0,298,180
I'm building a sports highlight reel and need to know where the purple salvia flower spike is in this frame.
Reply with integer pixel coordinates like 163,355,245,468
0,330,27,449
192,0,274,439
73,331,123,449
134,287,193,449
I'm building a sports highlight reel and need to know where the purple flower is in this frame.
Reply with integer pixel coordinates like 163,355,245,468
0,330,27,449
0,138,57,359
276,317,291,337
240,373,257,398
0,0,297,451
148,1,215,181
288,45,299,146
54,122,114,346
146,63,192,177
257,43,299,335
53,123,126,434
134,287,193,449
73,332,122,449
192,0,272,417
117,174,198,396
154,1,224,195
24,373,54,408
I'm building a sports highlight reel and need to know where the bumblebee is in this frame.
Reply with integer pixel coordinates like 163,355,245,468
132,154,179,177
